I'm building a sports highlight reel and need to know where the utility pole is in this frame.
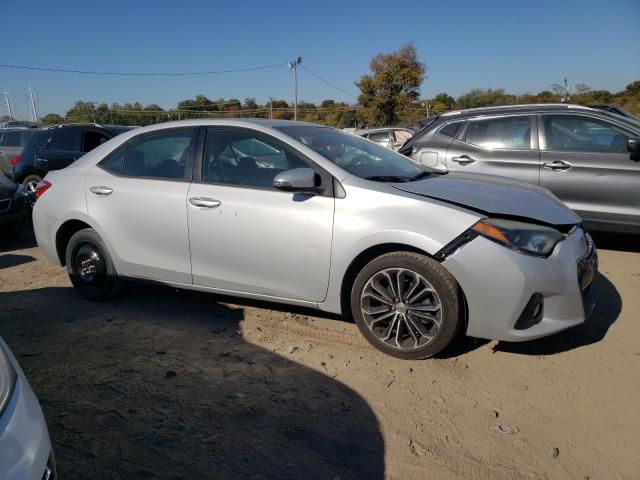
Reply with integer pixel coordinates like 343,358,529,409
2,88,14,119
269,97,275,119
288,57,302,120
27,83,38,123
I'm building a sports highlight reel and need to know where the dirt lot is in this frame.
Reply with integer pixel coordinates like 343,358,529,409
0,232,639,480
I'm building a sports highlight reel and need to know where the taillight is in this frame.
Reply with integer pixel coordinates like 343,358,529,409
34,180,52,198
10,154,21,166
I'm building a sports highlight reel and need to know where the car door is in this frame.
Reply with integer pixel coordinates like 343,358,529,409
187,127,334,302
444,114,540,184
0,131,14,174
37,127,83,172
539,113,640,229
85,127,197,283
367,130,393,149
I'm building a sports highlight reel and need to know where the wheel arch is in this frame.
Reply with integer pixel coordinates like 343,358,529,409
55,219,94,266
338,242,469,332
339,243,429,318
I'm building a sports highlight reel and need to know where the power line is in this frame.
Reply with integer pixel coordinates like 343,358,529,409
300,65,358,99
0,62,288,77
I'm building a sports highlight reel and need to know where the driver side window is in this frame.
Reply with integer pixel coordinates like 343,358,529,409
544,115,632,153
203,129,309,188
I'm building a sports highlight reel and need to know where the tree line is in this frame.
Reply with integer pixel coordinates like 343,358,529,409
38,44,639,128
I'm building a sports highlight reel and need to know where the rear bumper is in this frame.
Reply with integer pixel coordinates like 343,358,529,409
0,339,54,480
443,228,596,342
32,196,61,266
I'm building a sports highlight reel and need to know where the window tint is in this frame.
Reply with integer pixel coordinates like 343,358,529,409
278,125,426,180
464,116,532,149
122,129,195,179
100,147,126,175
203,129,309,188
544,115,632,153
48,128,81,151
2,131,21,147
83,130,111,152
368,131,391,144
438,121,463,138
20,130,35,146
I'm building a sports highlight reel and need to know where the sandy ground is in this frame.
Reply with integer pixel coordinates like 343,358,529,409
0,231,639,480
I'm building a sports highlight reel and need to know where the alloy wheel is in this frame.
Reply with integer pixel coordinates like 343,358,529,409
360,268,443,351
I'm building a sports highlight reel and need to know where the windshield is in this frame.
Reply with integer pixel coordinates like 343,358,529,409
276,125,431,182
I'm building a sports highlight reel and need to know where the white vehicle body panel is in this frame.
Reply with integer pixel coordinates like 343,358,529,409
32,118,596,345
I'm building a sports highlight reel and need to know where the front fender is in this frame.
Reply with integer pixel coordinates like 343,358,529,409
319,181,481,314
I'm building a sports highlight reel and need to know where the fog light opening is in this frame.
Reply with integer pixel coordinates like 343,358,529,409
514,293,544,330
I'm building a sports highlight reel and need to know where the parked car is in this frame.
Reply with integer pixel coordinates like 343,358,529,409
355,127,414,150
0,128,36,178
33,119,597,359
12,123,135,192
0,121,37,129
0,174,34,236
0,337,56,480
588,104,640,122
399,104,640,234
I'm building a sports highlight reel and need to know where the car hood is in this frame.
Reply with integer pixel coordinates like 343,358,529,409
391,172,581,226
0,174,18,197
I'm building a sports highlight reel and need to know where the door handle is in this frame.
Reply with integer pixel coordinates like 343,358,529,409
451,155,476,165
189,197,221,209
90,186,113,196
543,160,573,171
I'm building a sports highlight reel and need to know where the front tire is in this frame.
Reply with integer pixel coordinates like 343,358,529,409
351,252,462,360
66,228,119,301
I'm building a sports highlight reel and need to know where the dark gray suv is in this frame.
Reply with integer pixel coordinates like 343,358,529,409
400,104,640,233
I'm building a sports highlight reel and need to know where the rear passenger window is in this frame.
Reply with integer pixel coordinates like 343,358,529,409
122,129,195,180
368,131,390,143
48,128,81,151
438,121,463,138
463,116,532,150
2,131,21,147
100,147,126,175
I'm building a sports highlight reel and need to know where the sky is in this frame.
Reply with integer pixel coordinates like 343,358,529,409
2,0,639,118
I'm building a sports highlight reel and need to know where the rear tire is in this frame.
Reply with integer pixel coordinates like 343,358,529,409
351,252,462,360
22,174,42,193
66,228,119,301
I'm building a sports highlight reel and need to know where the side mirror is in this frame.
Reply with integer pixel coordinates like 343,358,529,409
273,168,319,192
628,138,640,160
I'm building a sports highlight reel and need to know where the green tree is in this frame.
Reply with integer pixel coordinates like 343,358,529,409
356,43,426,126
41,113,63,125
433,93,454,107
455,88,517,109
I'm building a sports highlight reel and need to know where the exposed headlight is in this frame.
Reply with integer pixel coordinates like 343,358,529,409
0,341,18,416
471,218,565,257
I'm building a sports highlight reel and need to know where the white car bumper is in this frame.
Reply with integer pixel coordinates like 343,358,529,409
443,228,597,342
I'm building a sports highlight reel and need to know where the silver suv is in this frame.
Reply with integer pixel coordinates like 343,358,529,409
400,104,640,233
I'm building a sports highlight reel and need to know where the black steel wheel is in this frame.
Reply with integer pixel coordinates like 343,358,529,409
66,228,119,301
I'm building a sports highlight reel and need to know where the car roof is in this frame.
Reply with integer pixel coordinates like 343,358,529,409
355,127,413,134
438,103,599,119
97,118,330,136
